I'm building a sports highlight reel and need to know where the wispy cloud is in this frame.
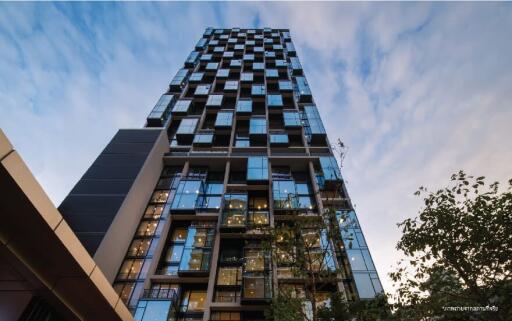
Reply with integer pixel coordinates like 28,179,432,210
1,2,511,295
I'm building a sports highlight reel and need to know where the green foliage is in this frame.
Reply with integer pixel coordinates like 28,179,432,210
391,171,512,321
265,293,305,321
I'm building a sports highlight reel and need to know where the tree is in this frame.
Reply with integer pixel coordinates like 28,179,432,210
391,171,512,321
264,188,393,321
263,210,341,321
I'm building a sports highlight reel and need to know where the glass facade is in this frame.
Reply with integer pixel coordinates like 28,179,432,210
215,111,234,128
128,27,383,321
236,99,252,114
247,156,268,181
249,118,266,135
337,210,383,299
147,94,175,127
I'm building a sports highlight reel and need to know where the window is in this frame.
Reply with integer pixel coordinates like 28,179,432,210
275,60,288,68
245,250,265,272
272,180,296,208
186,51,199,65
290,57,302,71
265,69,278,78
247,156,268,181
170,69,189,88
194,84,211,96
165,245,184,264
196,38,207,49
217,69,229,78
210,312,241,321
253,62,264,71
243,277,266,299
200,54,212,62
118,259,144,279
353,272,382,299
214,46,224,53
215,290,240,303
235,134,250,147
234,44,244,51
243,54,254,61
217,267,242,286
189,72,204,82
279,80,293,91
319,156,341,181
193,133,214,145
254,46,264,53
236,99,252,114
224,80,238,91
249,117,266,135
172,100,192,114
215,111,233,128
134,299,173,321
230,59,242,68
180,291,206,312
283,111,301,127
147,95,174,126
267,94,283,108
248,195,268,211
179,226,215,272
223,51,234,58
270,133,289,145
159,228,187,275
302,105,326,135
150,190,170,203
114,282,135,304
127,239,152,257
286,42,296,54
206,62,219,71
176,118,198,135
206,94,223,108
273,177,316,210
136,221,158,237
144,204,164,220
247,211,269,226
241,72,253,82
170,180,202,210
273,44,283,51
222,193,247,227
264,51,276,58
295,76,311,96
196,180,223,210
251,84,265,96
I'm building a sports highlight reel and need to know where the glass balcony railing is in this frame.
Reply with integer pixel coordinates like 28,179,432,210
242,274,272,301
141,288,178,301
247,211,270,227
178,248,211,274
221,211,246,229
134,289,178,321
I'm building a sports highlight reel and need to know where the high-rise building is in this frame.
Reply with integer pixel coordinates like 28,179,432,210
0,27,383,321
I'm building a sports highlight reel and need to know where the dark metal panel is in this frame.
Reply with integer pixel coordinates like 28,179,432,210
59,129,162,256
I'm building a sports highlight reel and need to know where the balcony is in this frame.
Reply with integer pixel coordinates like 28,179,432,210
241,274,272,304
141,288,178,301
178,248,212,276
134,289,178,321
220,211,246,232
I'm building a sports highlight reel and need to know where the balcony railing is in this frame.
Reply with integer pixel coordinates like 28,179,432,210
142,288,178,301
220,211,246,232
242,274,272,302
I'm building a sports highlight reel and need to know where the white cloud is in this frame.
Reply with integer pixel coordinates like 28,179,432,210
1,2,511,297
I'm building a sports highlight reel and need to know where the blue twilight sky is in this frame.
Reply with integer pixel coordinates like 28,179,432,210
1,2,512,296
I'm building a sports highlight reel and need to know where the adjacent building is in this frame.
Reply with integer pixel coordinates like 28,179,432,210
0,27,383,321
